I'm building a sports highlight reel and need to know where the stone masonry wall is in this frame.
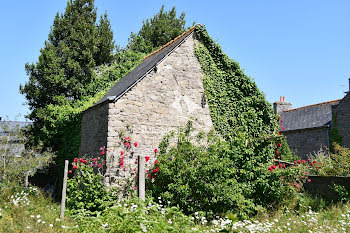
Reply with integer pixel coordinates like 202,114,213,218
283,127,329,159
79,101,109,157
332,93,350,148
104,33,213,189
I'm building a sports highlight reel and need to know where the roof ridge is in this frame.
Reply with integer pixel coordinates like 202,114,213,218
283,99,342,112
143,24,199,60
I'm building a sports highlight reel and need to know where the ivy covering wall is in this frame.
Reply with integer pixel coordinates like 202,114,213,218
194,25,279,141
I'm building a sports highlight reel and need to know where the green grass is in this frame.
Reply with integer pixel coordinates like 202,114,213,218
1,187,350,232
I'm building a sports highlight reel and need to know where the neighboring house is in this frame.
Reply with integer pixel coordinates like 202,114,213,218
79,26,213,186
274,83,350,159
0,120,31,156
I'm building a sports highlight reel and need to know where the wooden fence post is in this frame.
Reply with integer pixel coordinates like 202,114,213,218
138,155,145,201
60,160,69,219
24,171,29,188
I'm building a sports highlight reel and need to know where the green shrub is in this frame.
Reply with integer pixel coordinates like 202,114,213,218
307,143,350,176
0,121,54,188
147,123,298,219
66,156,118,216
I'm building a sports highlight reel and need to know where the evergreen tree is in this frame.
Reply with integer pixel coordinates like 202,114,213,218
128,5,187,53
20,0,114,112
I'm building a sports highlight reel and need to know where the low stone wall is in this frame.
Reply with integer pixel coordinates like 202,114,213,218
303,175,350,201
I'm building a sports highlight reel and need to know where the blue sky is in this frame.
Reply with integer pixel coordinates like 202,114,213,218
1,0,349,121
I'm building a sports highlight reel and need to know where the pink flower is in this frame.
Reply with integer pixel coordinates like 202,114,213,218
79,158,84,163
72,165,77,170
121,151,124,155
153,167,159,173
302,160,306,164
68,170,72,174
93,158,97,161
100,146,105,155
279,163,282,168
74,158,78,163
133,168,136,171
154,148,158,153
83,160,87,164
134,142,138,147
276,150,279,155
98,165,102,168
125,142,130,148
124,137,130,141
98,157,100,160
154,160,159,165
308,179,311,183
281,126,285,130
277,143,281,147
145,156,150,162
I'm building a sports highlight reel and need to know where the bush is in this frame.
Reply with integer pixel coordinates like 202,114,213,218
66,156,118,216
307,143,350,177
147,122,298,219
0,121,54,188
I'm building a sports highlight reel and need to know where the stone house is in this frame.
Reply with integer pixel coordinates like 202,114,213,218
274,83,350,159
79,26,213,186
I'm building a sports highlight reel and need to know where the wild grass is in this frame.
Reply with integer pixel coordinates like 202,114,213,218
1,187,350,232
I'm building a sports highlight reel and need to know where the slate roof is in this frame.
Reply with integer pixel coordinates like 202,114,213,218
280,99,341,131
93,26,197,107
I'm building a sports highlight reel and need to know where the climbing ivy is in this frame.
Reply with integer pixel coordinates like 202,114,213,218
330,112,343,152
194,25,278,141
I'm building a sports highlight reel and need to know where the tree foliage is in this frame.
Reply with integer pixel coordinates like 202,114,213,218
128,5,187,53
20,0,114,120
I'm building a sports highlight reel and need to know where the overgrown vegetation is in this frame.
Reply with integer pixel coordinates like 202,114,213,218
307,143,350,177
147,123,301,219
0,121,54,188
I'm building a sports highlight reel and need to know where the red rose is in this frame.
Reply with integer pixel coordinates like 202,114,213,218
277,143,281,147
297,160,301,164
80,158,84,163
134,142,138,147
74,158,78,163
98,165,102,168
72,165,77,170
154,148,158,153
154,160,159,165
124,137,130,141
279,163,282,168
276,150,279,155
308,179,311,183
121,151,124,155
100,146,105,155
125,142,130,148
68,170,72,174
145,156,150,162
281,126,285,130
278,131,282,135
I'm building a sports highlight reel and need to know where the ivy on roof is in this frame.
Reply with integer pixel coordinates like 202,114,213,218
194,25,278,141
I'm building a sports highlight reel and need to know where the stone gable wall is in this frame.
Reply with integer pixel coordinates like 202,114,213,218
100,33,213,188
283,127,329,159
332,93,350,148
79,101,109,157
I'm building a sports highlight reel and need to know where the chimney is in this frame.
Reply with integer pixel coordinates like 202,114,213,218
273,96,292,115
